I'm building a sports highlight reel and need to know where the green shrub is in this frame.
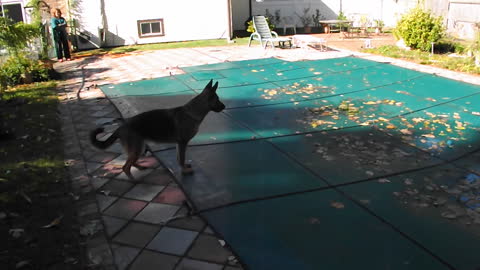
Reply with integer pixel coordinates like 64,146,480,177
0,17,40,56
0,54,49,89
394,7,444,52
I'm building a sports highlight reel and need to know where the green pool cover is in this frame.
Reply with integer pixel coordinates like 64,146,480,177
101,57,480,270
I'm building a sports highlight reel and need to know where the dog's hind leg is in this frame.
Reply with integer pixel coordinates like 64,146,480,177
177,141,193,174
122,138,144,180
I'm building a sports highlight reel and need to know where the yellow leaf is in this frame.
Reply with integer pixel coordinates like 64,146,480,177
268,90,277,96
363,101,377,105
386,124,396,129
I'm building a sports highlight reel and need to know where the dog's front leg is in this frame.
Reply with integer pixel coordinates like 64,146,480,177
177,141,193,175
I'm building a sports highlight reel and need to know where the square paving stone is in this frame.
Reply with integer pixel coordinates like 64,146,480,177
116,168,155,181
129,250,179,270
134,203,180,224
102,215,127,237
142,169,173,186
111,244,141,270
147,227,198,255
87,152,119,164
91,177,109,190
153,186,186,205
187,234,232,264
113,222,160,248
124,183,165,201
167,207,206,232
176,258,223,270
104,198,147,219
86,162,103,174
96,194,118,212
100,179,134,196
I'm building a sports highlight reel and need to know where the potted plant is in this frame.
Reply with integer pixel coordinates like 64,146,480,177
295,7,313,33
374,19,385,34
311,9,324,33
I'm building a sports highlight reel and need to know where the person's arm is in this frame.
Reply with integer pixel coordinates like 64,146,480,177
51,18,58,30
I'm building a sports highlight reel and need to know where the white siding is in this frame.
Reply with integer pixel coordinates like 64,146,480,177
103,0,230,46
250,0,420,28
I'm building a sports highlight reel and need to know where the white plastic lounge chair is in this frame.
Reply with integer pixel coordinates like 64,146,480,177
248,15,292,49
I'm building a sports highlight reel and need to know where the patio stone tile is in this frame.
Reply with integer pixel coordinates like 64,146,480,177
91,177,109,190
142,169,174,186
124,183,165,201
100,179,133,196
86,162,103,174
111,244,141,270
96,194,118,212
102,215,127,237
91,162,123,178
134,203,180,224
113,221,159,248
153,185,186,205
103,198,147,219
135,155,160,169
146,227,198,255
116,168,155,181
167,207,206,232
187,234,232,264
87,152,119,164
129,250,179,270
95,117,116,126
175,258,223,270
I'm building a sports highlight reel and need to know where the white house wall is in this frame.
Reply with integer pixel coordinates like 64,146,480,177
251,0,419,28
102,0,230,47
73,0,102,50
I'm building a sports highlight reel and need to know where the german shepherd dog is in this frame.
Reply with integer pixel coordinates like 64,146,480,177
90,80,225,179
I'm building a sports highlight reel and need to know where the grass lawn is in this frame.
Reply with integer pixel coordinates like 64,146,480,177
74,37,251,58
0,82,83,269
364,45,480,75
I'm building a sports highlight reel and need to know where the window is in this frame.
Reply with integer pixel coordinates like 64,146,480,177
137,19,164,38
0,3,24,23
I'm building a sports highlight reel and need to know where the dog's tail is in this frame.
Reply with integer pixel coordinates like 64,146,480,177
90,127,119,149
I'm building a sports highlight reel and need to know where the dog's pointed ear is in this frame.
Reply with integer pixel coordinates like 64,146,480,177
205,79,213,89
212,81,219,92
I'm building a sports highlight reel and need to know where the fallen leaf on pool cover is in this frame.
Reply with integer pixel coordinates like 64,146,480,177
331,202,345,209
400,129,413,135
386,124,396,129
421,134,435,138
396,90,413,96
268,90,277,96
412,117,425,123
363,101,377,105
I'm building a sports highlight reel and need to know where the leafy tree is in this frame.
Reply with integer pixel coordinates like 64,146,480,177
0,16,41,57
394,7,444,52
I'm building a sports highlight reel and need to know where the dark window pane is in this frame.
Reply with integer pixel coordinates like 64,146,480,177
151,22,161,33
141,23,151,34
2,4,23,23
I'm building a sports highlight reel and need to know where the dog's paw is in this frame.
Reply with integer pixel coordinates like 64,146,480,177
181,166,194,175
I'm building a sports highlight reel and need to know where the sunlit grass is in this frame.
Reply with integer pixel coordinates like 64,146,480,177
363,45,480,74
74,37,251,58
